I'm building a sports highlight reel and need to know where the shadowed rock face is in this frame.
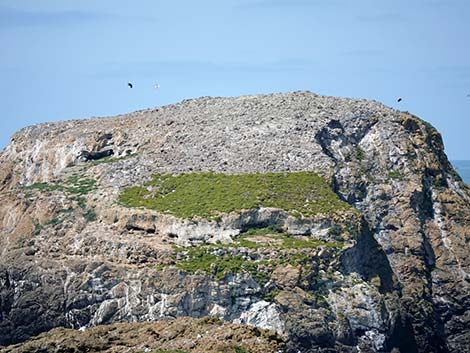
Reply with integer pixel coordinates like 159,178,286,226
0,91,469,353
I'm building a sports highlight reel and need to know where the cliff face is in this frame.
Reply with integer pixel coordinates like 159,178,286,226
0,91,469,353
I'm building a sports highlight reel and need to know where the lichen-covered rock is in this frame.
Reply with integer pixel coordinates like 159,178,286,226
0,91,469,353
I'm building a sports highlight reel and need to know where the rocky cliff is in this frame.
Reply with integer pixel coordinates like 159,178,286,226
0,91,469,353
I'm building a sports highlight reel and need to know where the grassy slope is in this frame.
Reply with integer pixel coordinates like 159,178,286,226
119,171,351,219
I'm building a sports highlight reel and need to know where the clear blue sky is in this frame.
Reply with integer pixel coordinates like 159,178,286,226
1,0,469,159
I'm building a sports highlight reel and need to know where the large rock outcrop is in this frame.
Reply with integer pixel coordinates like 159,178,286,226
0,91,469,353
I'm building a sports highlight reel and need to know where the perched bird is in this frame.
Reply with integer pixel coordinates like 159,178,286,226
397,98,402,102
128,82,133,88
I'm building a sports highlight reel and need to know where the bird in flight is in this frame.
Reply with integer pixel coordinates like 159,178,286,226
154,84,160,90
128,82,133,88
397,98,402,102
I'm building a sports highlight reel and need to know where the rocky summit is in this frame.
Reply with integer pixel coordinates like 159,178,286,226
0,91,469,353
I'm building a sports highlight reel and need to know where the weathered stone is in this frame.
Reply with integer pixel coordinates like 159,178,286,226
0,91,468,353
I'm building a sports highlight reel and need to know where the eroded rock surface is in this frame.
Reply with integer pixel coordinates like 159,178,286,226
1,317,284,353
0,91,469,353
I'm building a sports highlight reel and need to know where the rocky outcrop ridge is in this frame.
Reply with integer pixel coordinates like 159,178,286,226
0,91,469,353
1,317,284,353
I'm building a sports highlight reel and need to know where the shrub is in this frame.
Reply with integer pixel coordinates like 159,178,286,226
119,171,351,219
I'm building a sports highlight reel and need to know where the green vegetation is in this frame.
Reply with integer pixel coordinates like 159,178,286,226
45,217,61,226
88,156,120,165
24,182,62,193
175,247,261,281
83,209,97,222
262,289,281,302
355,147,365,161
33,222,43,235
327,220,361,240
233,346,249,353
174,228,343,283
24,175,96,196
64,175,96,195
154,263,166,272
119,171,351,219
24,175,98,230
327,223,343,238
388,170,405,181
72,196,88,209
287,253,312,266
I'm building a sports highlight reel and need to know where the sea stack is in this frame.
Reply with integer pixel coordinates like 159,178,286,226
0,91,469,353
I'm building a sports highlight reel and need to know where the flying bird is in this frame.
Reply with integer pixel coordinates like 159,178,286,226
154,84,160,90
128,82,133,88
397,98,402,102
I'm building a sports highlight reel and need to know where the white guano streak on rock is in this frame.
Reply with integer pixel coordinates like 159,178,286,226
144,294,161,321
24,140,47,183
447,176,470,203
53,142,83,177
356,329,386,352
209,303,227,319
433,202,451,251
122,280,142,321
327,282,384,332
63,267,76,300
159,293,168,317
17,138,86,184
236,300,284,335
2,204,22,234
432,197,470,279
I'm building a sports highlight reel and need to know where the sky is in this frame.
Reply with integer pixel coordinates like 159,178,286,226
1,0,469,159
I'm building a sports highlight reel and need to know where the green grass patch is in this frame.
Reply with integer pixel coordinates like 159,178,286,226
355,147,365,161
119,171,351,219
175,245,273,284
154,264,166,271
388,170,405,181
174,230,342,283
287,253,313,266
64,175,96,195
33,222,43,235
233,346,249,353
24,182,63,192
262,289,281,302
328,223,342,238
23,176,96,196
175,247,260,281
88,156,119,165
72,196,87,209
83,209,97,222
45,217,61,226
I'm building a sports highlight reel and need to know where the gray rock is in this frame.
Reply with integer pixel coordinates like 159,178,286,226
0,91,469,353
